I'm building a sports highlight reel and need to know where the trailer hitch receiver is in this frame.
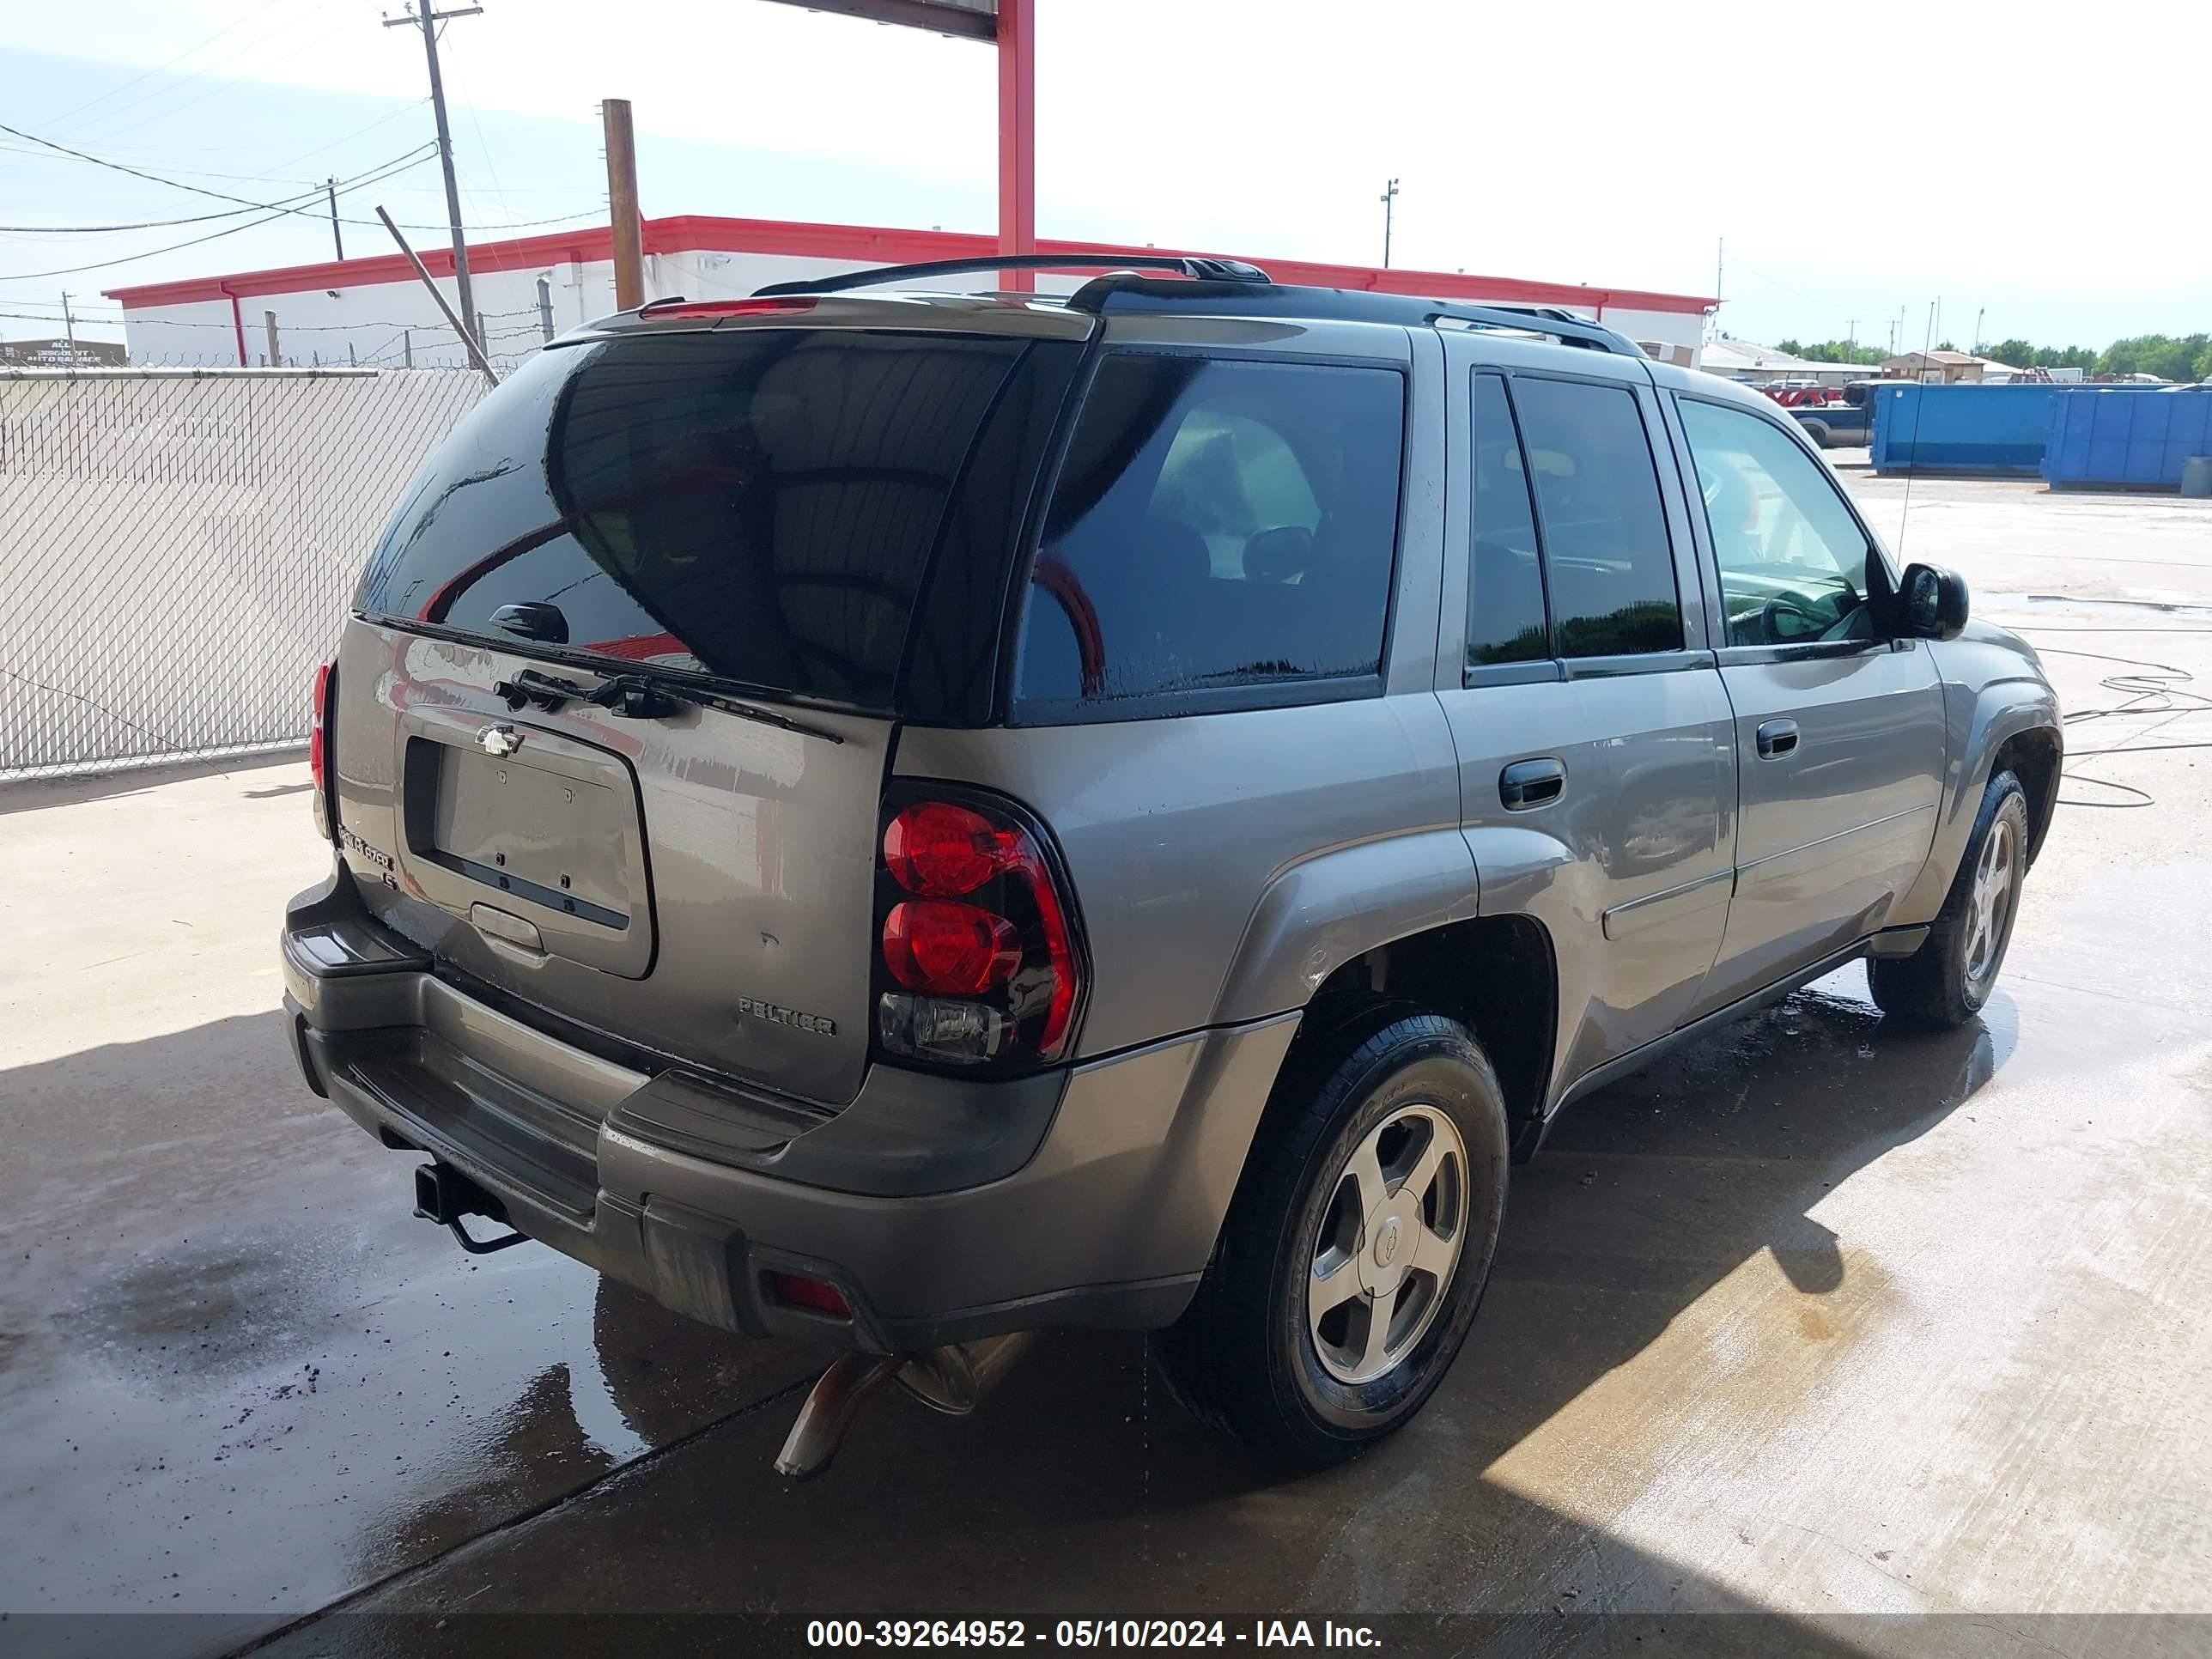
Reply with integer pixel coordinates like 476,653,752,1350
413,1162,530,1255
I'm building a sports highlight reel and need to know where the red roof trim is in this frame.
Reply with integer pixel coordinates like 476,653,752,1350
105,214,1717,317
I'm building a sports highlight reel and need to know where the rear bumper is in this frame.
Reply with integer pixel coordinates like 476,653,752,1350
282,871,1297,1352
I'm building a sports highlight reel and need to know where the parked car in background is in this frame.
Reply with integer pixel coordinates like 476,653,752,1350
1795,379,1906,447
282,259,2063,1471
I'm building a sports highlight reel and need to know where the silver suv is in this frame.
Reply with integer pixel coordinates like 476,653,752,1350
282,257,2061,1469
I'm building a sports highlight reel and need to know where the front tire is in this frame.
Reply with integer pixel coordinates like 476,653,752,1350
1151,1014,1510,1468
1869,770,2030,1028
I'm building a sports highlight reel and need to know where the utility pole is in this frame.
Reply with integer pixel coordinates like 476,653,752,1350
602,97,644,311
326,177,344,260
1379,178,1399,269
383,0,483,351
1973,305,1984,355
60,291,75,355
1716,235,1724,304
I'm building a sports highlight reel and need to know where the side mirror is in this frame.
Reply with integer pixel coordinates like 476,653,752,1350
1898,562,1969,641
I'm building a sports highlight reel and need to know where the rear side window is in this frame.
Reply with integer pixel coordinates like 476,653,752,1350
1507,378,1682,658
1468,372,1548,665
1016,354,1405,708
355,330,1042,710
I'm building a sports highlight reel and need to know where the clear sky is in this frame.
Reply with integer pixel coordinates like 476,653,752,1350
2,0,2198,353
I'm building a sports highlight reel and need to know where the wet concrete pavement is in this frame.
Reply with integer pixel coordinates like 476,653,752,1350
3,477,2209,1657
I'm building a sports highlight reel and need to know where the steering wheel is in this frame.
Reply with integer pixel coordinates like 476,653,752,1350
1761,592,1825,643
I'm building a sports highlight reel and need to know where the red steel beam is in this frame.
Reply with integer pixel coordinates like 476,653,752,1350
996,0,1035,291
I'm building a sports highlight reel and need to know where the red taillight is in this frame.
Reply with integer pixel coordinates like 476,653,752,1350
309,660,336,843
766,1272,850,1318
883,900,1021,995
308,662,330,792
883,800,1016,896
874,793,1085,1070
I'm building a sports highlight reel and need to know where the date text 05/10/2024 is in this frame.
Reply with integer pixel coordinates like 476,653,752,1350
805,1621,1382,1649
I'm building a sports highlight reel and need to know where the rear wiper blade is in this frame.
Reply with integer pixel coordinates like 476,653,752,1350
495,664,842,743
583,672,846,744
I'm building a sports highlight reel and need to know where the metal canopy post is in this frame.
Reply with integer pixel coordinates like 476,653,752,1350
753,0,1030,287
995,0,1035,291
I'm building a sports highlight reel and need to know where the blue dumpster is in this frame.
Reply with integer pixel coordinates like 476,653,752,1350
1869,384,2064,477
2042,387,2212,490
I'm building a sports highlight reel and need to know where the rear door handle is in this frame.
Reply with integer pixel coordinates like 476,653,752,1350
1500,757,1566,811
1756,718,1800,759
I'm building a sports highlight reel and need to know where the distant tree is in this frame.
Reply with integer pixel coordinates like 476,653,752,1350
1936,340,1958,352
1775,337,1883,364
1768,328,2202,379
2100,333,2211,381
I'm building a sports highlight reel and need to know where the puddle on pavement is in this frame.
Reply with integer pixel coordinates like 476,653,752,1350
240,944,2200,1636
9,856,2205,1645
0,1159,820,1639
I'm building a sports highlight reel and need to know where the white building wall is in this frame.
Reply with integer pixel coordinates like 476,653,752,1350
122,257,672,371
124,250,1706,369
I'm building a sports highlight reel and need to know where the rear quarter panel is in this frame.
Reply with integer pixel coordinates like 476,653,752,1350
893,694,1466,1056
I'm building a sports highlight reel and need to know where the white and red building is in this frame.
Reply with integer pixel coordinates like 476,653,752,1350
106,215,1716,370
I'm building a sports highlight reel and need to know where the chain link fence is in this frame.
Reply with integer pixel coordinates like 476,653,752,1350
0,367,484,781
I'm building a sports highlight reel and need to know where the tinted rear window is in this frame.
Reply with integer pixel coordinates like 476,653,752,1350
1016,353,1405,708
355,330,1042,709
1507,378,1682,658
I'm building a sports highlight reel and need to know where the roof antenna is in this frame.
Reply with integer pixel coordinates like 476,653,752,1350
1892,297,1937,563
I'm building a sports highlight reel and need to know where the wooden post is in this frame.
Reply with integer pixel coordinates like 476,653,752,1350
604,98,645,311
264,310,280,368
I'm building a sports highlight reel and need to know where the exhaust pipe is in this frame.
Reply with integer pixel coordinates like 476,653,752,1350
774,1332,1040,1479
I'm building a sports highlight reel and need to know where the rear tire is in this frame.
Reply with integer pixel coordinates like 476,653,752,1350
1869,770,2029,1028
1802,420,1832,448
1151,1014,1510,1468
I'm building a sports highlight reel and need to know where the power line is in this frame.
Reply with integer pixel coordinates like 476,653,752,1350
0,176,356,235
382,1,485,352
56,9,360,150
0,127,598,241
29,0,292,138
0,119,437,219
0,141,334,191
0,150,436,283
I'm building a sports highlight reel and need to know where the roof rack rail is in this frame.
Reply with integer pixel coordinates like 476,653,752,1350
753,252,1272,298
1072,277,1638,355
